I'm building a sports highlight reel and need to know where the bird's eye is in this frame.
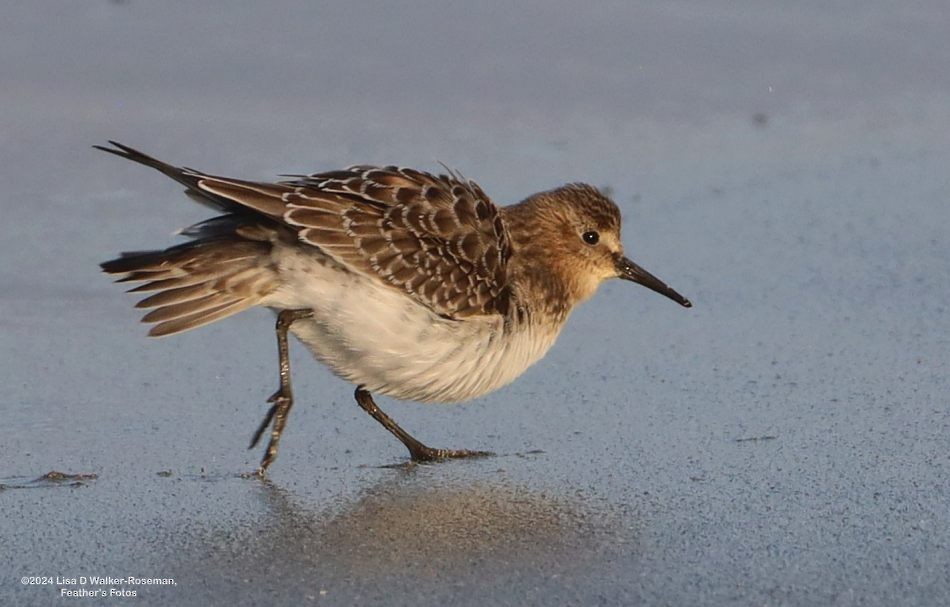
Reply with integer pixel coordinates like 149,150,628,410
582,231,600,245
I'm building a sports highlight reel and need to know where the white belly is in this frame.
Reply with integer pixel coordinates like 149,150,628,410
262,245,562,403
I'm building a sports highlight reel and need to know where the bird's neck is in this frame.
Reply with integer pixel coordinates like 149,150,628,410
508,266,575,329
502,205,592,327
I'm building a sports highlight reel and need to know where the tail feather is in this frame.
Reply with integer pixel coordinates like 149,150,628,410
102,234,278,337
148,300,255,337
141,295,247,324
96,142,298,336
134,283,217,309
126,277,205,293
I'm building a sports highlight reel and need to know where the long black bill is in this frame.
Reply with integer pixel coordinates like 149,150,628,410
616,256,692,308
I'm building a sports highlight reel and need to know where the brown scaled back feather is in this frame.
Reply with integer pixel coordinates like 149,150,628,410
273,166,513,318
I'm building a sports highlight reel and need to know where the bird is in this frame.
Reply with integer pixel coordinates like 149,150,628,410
96,141,691,474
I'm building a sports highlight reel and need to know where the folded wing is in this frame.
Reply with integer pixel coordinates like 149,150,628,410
97,142,512,319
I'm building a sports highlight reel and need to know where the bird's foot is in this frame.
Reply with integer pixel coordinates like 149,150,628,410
249,389,293,475
407,445,493,462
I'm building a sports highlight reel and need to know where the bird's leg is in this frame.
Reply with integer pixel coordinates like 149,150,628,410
354,387,492,462
250,308,313,475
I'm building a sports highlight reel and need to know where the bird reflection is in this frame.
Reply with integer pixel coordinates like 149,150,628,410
249,470,627,577
166,470,636,601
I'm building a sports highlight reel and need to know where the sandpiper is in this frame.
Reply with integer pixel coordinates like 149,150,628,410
97,141,691,474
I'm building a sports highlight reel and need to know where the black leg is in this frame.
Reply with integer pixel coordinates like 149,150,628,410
250,308,313,475
354,387,492,462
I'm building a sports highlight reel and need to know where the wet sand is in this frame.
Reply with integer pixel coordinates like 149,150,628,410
2,2,949,605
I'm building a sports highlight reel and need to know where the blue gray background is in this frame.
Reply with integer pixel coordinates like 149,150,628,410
2,2,948,605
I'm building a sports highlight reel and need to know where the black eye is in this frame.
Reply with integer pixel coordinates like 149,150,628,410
582,231,600,245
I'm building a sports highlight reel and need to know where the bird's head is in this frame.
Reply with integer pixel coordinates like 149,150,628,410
508,183,692,309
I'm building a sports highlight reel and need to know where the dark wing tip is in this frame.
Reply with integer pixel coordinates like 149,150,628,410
93,140,160,164
92,142,128,158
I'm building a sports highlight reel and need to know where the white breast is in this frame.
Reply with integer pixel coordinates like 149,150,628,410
263,244,563,403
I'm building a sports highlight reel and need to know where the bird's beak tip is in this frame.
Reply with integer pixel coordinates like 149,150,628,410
616,255,692,308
